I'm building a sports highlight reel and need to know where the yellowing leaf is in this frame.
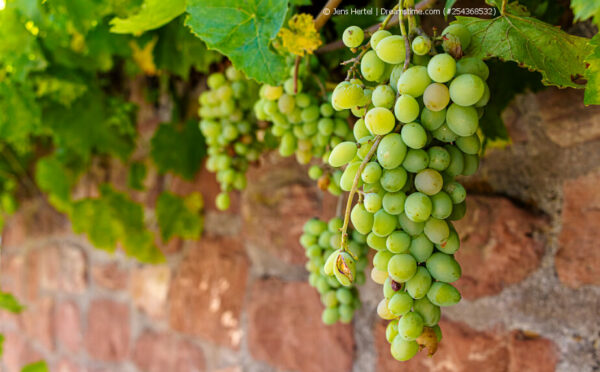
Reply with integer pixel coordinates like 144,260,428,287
584,34,600,105
278,13,322,56
130,37,157,75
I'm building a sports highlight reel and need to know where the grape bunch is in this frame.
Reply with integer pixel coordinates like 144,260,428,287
325,23,487,361
254,70,355,196
300,217,368,325
198,66,264,210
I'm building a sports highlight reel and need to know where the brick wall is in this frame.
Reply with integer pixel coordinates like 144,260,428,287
1,87,600,372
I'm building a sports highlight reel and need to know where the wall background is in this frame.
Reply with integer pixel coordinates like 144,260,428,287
1,86,600,372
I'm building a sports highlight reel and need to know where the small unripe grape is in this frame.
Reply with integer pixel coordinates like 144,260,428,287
411,35,432,55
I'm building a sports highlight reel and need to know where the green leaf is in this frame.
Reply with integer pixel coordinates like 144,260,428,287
444,0,457,18
110,0,186,34
127,162,147,190
0,334,4,357
571,0,600,27
35,155,74,212
455,11,591,88
0,81,41,152
0,291,25,313
150,121,205,180
584,34,600,105
156,191,203,242
20,361,49,372
154,17,222,79
71,185,164,263
185,0,289,84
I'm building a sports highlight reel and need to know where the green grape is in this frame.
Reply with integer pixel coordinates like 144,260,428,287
449,74,485,106
424,217,450,244
401,123,427,149
322,290,339,307
402,149,429,173
423,83,450,112
405,192,432,222
387,254,417,282
370,30,392,49
351,203,374,234
296,93,311,107
389,65,404,92
462,153,479,176
444,145,465,177
386,319,399,343
444,181,466,206
382,192,407,215
353,118,371,140
278,93,296,114
377,133,407,169
320,102,335,117
216,192,230,210
364,193,383,213
380,168,408,192
405,266,432,299
375,35,407,64
279,132,297,156
427,146,451,171
357,136,375,159
322,307,340,324
394,94,420,123
340,161,362,191
456,57,489,80
446,103,479,136
390,337,419,361
329,141,357,167
433,325,443,341
362,162,383,183
430,191,453,219
420,107,446,131
372,84,396,108
442,24,472,50
414,169,443,195
339,305,354,323
207,72,226,89
301,105,320,122
366,107,396,135
413,297,441,327
456,134,481,155
398,213,425,236
397,66,431,97
328,217,343,232
372,210,397,237
389,292,414,316
367,232,388,251
318,117,335,136
427,282,461,307
398,312,425,342
378,298,397,320
343,25,365,48
411,35,432,55
408,233,434,262
436,229,460,254
432,123,458,143
383,277,396,299
324,249,339,275
361,50,386,81
336,287,354,305
427,53,456,83
373,250,394,271
332,81,364,109
386,230,411,253
426,252,461,283
300,234,317,248
284,78,303,95
475,83,490,107
304,218,328,235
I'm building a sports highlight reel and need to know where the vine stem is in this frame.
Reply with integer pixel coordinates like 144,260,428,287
501,0,507,15
398,0,412,72
314,0,343,30
339,135,382,251
293,56,301,94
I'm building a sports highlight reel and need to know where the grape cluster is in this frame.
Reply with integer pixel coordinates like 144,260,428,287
254,71,355,196
198,67,264,210
326,23,487,361
300,217,368,324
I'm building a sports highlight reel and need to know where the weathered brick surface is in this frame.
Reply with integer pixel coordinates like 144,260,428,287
130,265,170,319
55,301,82,352
1,331,42,372
85,299,130,361
91,262,129,291
247,278,354,372
453,196,546,299
556,169,600,288
132,330,205,372
169,236,248,349
19,297,55,351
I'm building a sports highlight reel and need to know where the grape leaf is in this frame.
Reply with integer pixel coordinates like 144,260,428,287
33,73,88,107
35,155,75,212
0,334,4,357
154,17,222,79
150,121,205,180
584,34,600,105
156,191,203,242
128,162,147,190
186,0,289,84
278,13,322,56
0,81,41,152
0,291,25,313
20,361,49,372
455,11,591,88
110,0,186,35
571,0,600,27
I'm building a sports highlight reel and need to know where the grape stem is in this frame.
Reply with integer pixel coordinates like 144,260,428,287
501,0,507,15
314,0,343,30
293,56,301,94
339,135,382,252
398,0,412,72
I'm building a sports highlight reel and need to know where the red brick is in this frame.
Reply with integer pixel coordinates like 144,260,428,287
55,301,82,352
241,155,337,264
536,88,600,147
85,299,130,361
1,331,42,372
169,236,248,349
130,266,170,319
132,330,205,372
556,170,600,287
18,297,55,351
375,319,557,372
453,196,546,299
2,200,69,248
91,262,129,291
55,358,86,372
247,278,354,372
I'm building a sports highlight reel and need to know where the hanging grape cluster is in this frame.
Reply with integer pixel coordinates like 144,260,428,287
198,66,265,210
324,22,487,361
300,217,368,324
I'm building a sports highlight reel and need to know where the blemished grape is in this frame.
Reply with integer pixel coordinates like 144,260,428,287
375,35,407,64
423,83,450,112
442,24,472,50
412,35,432,55
427,53,456,83
343,25,365,48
